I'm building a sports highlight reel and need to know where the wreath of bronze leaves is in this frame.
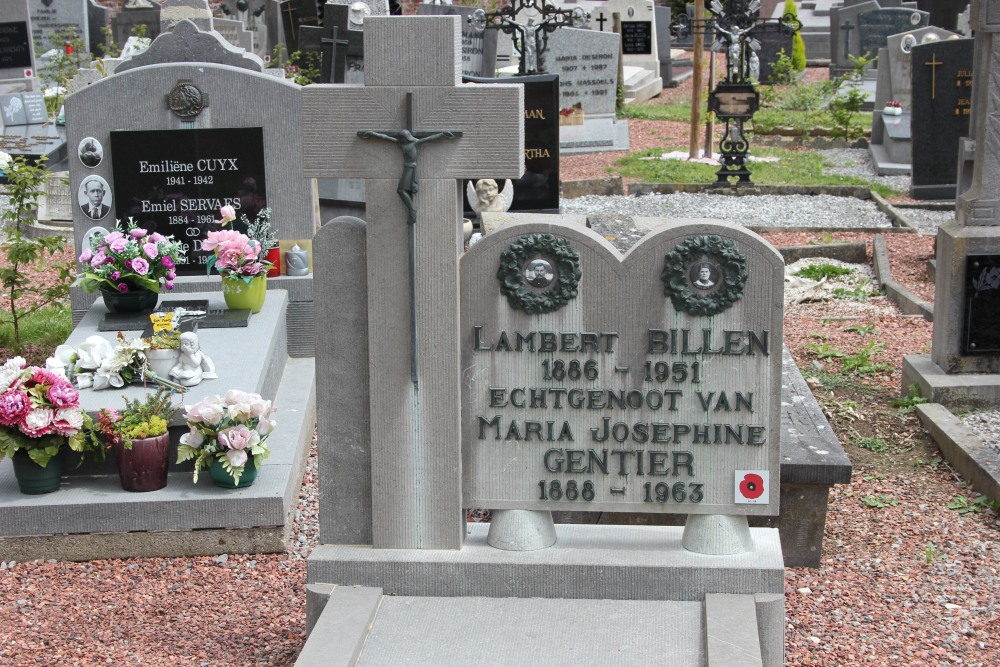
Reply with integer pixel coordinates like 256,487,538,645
497,234,582,314
661,235,747,316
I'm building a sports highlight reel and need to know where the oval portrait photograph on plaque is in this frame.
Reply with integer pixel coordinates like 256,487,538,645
78,175,112,221
78,137,104,168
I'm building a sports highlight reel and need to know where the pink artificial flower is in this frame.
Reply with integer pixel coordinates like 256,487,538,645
150,233,164,243
47,381,79,409
164,281,174,290
143,242,159,259
79,248,93,263
226,448,248,468
131,258,150,276
0,389,30,426
161,256,175,269
52,407,84,436
110,271,121,280
104,231,125,245
91,251,106,268
179,427,204,449
203,230,247,253
166,271,176,280
185,400,224,426
29,367,60,387
117,283,128,293
19,407,54,438
130,227,147,239
218,424,259,451
218,205,237,225
109,237,128,253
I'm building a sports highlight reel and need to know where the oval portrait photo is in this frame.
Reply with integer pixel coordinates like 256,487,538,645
78,137,103,168
78,175,112,221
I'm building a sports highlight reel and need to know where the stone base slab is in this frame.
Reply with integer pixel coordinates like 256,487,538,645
903,354,1000,410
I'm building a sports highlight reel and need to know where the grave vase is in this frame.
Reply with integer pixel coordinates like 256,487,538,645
144,348,180,379
112,433,170,492
11,450,62,495
221,275,266,314
101,286,159,314
208,456,258,489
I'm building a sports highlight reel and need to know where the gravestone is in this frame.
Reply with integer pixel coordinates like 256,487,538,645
770,0,833,62
275,0,320,52
910,37,974,199
917,0,970,32
858,6,929,61
323,1,379,84
303,19,783,666
417,4,499,78
87,0,111,57
868,27,959,175
545,26,629,153
65,17,318,355
213,16,254,52
0,1,35,94
28,0,89,53
159,0,214,32
749,21,794,84
112,2,162,48
903,6,1000,407
297,19,348,83
463,73,560,215
0,90,65,167
653,5,692,88
218,0,270,60
830,1,929,77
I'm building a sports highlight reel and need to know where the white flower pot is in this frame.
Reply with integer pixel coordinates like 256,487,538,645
882,107,902,116
144,349,180,379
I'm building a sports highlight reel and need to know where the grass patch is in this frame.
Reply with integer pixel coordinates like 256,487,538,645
0,305,72,350
614,146,897,197
794,263,854,281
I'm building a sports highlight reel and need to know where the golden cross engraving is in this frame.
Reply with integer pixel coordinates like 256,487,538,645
925,53,943,100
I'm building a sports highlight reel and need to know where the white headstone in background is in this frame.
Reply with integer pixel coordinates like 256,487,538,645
545,27,619,115
29,0,89,53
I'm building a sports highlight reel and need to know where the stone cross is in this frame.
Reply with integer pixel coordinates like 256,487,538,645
840,19,854,60
302,16,523,550
298,21,348,82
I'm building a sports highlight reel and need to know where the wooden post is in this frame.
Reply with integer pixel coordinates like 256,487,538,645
689,0,705,159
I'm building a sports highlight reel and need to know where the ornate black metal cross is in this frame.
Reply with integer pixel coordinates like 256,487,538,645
357,93,462,384
468,0,589,75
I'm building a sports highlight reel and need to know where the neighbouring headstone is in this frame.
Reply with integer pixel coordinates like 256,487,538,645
213,16,254,52
87,0,111,57
322,1,378,84
910,37,974,199
749,21,794,84
0,90,64,166
653,5,692,88
868,26,959,175
857,6,929,61
830,1,929,77
217,0,270,60
112,1,162,48
298,19,348,83
417,4,499,78
463,73,560,215
0,1,35,94
903,6,1000,406
159,0,214,32
29,0,89,54
545,26,629,153
65,18,317,324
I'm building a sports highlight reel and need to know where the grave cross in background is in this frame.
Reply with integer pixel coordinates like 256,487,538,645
279,0,300,50
298,21,348,82
302,16,523,549
840,19,855,61
468,0,589,74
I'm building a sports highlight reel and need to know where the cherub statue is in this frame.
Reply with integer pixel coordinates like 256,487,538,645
169,332,217,387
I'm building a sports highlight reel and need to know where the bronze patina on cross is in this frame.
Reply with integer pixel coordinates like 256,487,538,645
358,92,462,383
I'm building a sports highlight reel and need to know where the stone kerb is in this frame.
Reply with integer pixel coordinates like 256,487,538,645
460,217,784,519
64,61,316,318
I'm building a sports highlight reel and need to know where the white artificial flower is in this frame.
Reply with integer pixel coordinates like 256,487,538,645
0,151,11,172
75,336,113,371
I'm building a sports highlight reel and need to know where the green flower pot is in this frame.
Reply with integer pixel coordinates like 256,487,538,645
208,456,258,489
221,275,266,314
11,450,62,495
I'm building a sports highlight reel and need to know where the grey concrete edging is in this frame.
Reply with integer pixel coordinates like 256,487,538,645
915,403,1000,504
873,234,934,320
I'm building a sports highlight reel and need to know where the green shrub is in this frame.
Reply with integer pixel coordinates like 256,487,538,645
784,0,807,71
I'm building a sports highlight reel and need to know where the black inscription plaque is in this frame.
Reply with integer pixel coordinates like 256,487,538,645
0,22,32,70
963,255,1000,354
463,74,560,215
109,128,268,276
621,21,653,56
858,9,927,60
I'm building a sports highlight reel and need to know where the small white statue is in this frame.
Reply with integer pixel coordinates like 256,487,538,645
467,178,514,222
169,332,217,387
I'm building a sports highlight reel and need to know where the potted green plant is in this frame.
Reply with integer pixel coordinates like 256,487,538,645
90,388,180,492
177,389,276,488
0,357,95,494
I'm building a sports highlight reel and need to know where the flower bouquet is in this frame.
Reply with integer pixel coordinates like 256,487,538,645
50,334,186,392
177,390,276,487
207,207,273,313
0,357,95,493
882,100,903,116
74,217,186,295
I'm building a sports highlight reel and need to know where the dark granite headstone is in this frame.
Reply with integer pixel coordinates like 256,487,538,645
964,255,1000,354
749,24,793,84
0,21,32,69
858,8,928,61
298,21,348,83
111,5,161,47
324,3,364,84
621,21,652,55
910,38,973,200
463,74,560,214
87,0,111,56
109,127,268,276
917,0,969,32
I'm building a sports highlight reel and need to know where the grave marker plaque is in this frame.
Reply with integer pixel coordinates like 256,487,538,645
21,92,47,124
621,21,652,55
963,254,1000,354
858,8,927,61
0,22,32,70
109,127,267,275
461,222,783,515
